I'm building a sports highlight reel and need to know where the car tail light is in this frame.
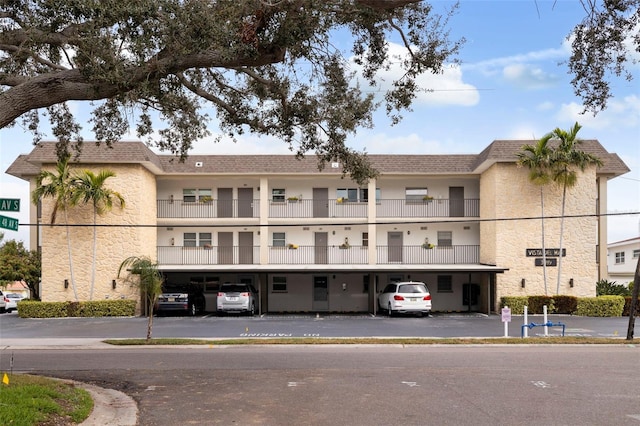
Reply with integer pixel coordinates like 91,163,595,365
217,292,224,297
393,295,404,301
240,292,249,296
423,294,432,301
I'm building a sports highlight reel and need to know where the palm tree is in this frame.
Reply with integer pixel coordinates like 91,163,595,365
31,157,79,301
118,256,163,342
545,122,603,294
71,170,125,300
517,138,553,295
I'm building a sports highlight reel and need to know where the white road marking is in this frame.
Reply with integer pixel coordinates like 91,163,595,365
627,414,640,421
288,382,305,387
531,381,551,389
401,381,420,387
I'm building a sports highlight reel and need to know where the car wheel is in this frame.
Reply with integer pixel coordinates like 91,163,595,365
189,303,197,316
387,303,394,317
249,303,255,316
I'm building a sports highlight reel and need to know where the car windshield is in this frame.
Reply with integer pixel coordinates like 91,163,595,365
398,284,428,294
220,284,248,293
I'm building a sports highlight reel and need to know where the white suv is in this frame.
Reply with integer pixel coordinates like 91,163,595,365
0,290,6,314
217,283,258,316
378,281,432,317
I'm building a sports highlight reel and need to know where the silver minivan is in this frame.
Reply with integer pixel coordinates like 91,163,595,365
217,283,258,316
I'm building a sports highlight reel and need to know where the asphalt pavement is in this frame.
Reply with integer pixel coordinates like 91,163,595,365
1,312,638,425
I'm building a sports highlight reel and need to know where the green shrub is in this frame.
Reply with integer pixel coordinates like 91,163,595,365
18,299,136,318
527,296,555,314
552,295,578,314
575,296,624,317
500,297,528,314
622,297,640,316
596,279,630,296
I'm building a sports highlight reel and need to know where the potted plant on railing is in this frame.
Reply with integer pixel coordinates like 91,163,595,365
422,238,435,249
336,197,345,204
287,196,300,203
287,243,299,249
423,195,434,203
199,196,213,204
339,237,351,249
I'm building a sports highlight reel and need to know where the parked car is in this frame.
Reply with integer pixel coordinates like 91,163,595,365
378,281,432,317
155,290,205,316
5,293,25,313
217,283,258,316
0,290,6,314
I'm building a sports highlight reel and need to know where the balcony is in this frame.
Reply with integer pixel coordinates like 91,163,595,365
157,245,479,266
157,198,480,219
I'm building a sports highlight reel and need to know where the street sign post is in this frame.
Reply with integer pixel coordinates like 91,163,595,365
0,214,19,231
0,198,20,212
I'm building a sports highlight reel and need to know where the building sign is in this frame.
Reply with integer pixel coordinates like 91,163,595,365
526,248,566,257
535,258,557,267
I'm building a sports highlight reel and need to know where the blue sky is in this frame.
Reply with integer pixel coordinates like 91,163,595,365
1,0,639,248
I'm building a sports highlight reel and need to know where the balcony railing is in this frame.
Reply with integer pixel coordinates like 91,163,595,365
157,199,260,218
157,198,480,219
157,245,479,266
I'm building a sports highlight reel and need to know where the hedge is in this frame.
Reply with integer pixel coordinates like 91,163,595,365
17,299,137,318
575,296,624,317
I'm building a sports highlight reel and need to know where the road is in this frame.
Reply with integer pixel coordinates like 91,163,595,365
1,313,638,425
1,344,639,425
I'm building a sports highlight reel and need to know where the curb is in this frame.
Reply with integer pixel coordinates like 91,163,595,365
59,379,138,426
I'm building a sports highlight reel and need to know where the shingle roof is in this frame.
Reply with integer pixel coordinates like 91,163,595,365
6,139,630,179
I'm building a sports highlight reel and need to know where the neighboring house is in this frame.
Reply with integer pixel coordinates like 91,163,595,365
607,236,640,286
6,140,629,314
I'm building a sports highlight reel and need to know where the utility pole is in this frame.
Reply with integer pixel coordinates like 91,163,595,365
626,254,640,340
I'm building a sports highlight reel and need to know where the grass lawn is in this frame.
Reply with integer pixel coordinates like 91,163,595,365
0,374,93,426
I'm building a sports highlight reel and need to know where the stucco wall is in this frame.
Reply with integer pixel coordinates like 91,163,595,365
481,163,598,302
39,164,157,303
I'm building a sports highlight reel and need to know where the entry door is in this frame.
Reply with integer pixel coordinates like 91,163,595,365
238,188,253,218
314,232,328,264
218,188,233,218
313,188,329,218
238,232,253,264
312,276,329,311
449,186,464,217
218,232,234,264
388,231,403,262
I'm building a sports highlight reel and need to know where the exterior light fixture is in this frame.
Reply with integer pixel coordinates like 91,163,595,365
64,279,69,289
521,278,525,288
112,280,117,290
569,278,574,288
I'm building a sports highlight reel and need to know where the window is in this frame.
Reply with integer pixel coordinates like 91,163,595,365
272,188,285,202
183,189,196,203
362,232,369,248
184,232,197,247
405,187,428,203
199,233,212,247
437,275,453,293
438,231,452,247
183,233,211,247
273,276,287,292
615,252,625,264
183,189,212,202
273,232,286,247
633,249,640,259
336,188,378,202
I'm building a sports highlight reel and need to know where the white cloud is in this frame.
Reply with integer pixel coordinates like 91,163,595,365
503,63,560,89
556,95,640,130
351,42,480,107
465,44,569,76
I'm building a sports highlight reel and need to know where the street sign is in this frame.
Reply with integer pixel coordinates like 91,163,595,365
0,198,20,212
0,214,19,231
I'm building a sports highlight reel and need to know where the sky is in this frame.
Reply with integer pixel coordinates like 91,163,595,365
1,0,639,249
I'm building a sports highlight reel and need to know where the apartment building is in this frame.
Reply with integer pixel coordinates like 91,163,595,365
607,236,640,286
7,140,629,314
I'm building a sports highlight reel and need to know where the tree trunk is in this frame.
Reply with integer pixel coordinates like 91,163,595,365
63,210,78,301
626,254,640,340
556,183,567,295
89,208,97,301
